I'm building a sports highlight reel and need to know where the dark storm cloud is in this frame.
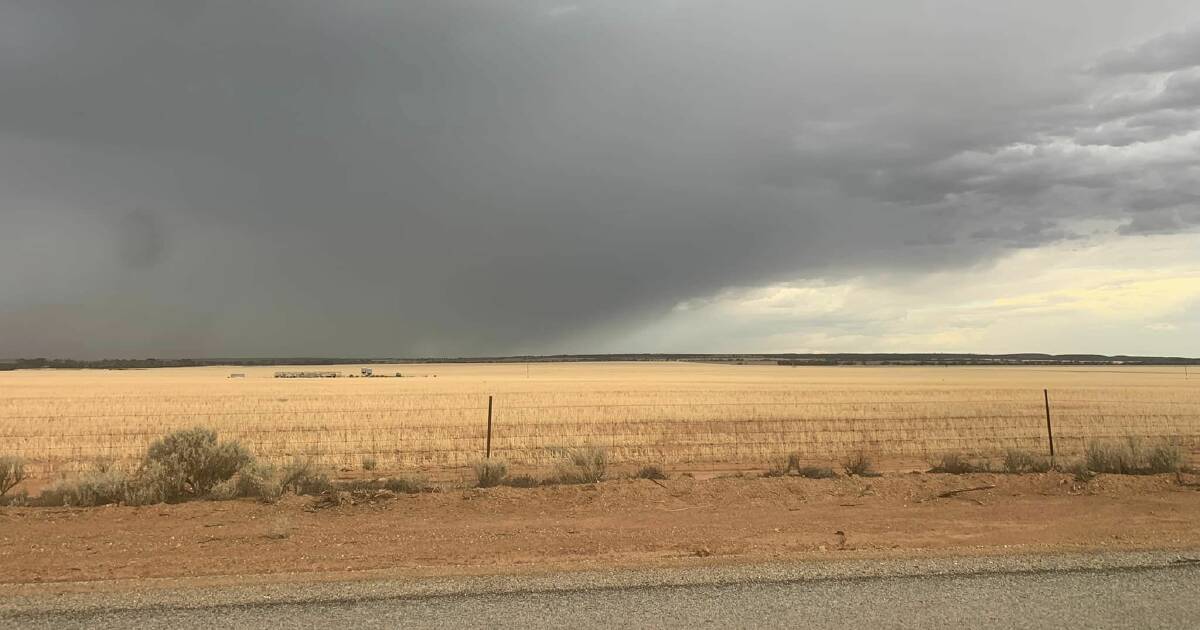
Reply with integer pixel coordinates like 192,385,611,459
1073,109,1200,146
969,218,1080,249
1092,25,1200,75
1117,209,1197,235
114,210,166,269
2,1,1199,357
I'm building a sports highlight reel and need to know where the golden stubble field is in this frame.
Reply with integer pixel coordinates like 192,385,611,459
2,362,1198,477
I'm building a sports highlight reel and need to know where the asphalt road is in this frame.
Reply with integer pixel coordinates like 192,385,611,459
7,553,1200,629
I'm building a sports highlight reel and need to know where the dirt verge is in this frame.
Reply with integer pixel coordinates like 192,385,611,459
2,472,1198,585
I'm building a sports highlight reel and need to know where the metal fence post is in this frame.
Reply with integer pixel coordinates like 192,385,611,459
1043,389,1055,458
486,395,493,459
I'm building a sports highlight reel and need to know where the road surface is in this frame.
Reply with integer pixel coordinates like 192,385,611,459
6,552,1200,629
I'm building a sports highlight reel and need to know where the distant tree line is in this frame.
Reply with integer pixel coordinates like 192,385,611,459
771,353,1200,366
0,358,385,371
1,352,1196,371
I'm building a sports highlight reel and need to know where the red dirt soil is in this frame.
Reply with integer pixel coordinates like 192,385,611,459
3,472,1199,585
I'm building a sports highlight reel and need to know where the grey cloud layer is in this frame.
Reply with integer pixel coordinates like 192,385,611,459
2,1,1198,357
1093,25,1200,74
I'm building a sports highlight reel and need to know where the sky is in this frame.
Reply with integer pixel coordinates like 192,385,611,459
2,1,1199,359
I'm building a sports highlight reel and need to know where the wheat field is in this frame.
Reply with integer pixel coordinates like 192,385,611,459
2,362,1199,476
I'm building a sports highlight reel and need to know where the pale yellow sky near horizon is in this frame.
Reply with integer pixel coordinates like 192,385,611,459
605,229,1200,356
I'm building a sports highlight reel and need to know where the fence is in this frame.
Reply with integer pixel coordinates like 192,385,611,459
3,389,1200,475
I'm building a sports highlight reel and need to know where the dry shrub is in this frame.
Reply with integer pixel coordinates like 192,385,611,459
234,456,330,502
1003,449,1053,474
765,455,791,477
279,456,332,495
1086,439,1139,474
383,474,432,494
635,464,669,480
472,459,508,488
41,458,180,507
208,477,240,501
145,427,252,497
768,452,841,479
1,490,29,507
930,452,988,474
554,446,608,484
236,460,283,501
44,469,129,507
0,455,26,498
502,474,541,488
1146,441,1185,474
36,456,176,507
842,451,877,477
796,466,838,479
1061,458,1095,482
1086,438,1184,475
125,461,182,505
361,455,378,471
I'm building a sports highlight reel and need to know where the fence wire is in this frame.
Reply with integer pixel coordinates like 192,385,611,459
3,392,1199,474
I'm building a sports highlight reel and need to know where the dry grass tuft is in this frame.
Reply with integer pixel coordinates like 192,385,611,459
233,456,330,502
635,464,669,480
1146,441,1185,474
1003,449,1053,474
930,452,989,474
765,455,791,477
842,451,876,477
279,456,332,495
1086,438,1184,475
235,460,283,502
383,475,433,494
472,459,508,488
554,446,608,484
43,467,131,507
502,474,541,488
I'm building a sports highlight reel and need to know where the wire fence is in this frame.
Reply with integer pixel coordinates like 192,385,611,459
3,389,1200,475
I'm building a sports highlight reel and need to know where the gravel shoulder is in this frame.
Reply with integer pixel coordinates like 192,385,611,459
4,551,1200,625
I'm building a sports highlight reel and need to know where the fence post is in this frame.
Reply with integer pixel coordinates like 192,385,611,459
485,395,493,459
1043,389,1055,458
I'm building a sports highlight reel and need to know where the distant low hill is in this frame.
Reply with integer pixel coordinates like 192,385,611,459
1,352,1197,370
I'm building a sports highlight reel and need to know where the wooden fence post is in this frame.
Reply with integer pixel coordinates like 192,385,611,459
486,395,493,459
1044,389,1055,458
